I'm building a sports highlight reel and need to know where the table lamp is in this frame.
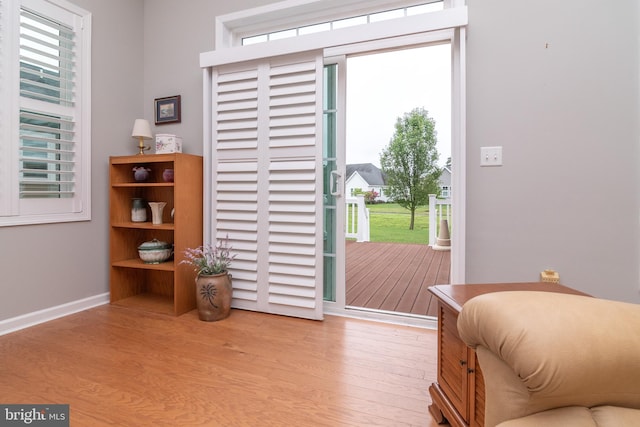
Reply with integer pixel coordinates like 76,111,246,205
132,119,152,155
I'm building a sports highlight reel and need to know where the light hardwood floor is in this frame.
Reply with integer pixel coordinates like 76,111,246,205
0,306,441,426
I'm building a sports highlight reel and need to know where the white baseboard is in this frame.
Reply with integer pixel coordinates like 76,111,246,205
0,293,110,336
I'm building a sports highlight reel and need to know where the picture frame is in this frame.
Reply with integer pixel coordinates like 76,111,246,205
154,95,181,125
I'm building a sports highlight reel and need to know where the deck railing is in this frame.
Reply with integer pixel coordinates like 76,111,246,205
345,195,370,242
429,194,452,246
346,195,449,245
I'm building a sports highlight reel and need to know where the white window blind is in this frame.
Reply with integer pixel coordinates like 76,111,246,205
19,7,74,107
19,109,75,198
0,0,91,225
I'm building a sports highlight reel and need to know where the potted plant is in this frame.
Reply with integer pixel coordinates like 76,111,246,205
181,235,236,321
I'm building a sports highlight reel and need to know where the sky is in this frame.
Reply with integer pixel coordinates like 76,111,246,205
345,43,451,168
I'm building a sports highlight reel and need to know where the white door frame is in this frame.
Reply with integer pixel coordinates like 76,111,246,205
321,30,464,328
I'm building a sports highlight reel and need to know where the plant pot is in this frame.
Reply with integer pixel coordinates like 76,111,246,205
195,272,232,321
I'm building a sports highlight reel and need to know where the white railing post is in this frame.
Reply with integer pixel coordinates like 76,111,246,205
345,198,356,239
345,196,370,242
429,194,437,245
363,206,370,242
356,195,369,242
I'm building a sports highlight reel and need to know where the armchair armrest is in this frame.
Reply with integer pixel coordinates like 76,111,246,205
457,291,640,427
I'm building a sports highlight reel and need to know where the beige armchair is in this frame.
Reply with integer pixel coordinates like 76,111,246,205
457,291,640,427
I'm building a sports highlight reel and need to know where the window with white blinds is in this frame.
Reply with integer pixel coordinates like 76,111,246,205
0,0,91,225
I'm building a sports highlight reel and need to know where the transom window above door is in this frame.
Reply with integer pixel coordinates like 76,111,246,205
214,0,464,51
242,1,444,45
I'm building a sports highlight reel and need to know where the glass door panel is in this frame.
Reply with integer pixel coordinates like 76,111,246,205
323,64,338,301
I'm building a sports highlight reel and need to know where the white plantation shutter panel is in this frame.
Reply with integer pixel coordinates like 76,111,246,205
268,159,318,313
214,65,260,304
19,8,75,106
211,52,323,320
19,110,76,198
215,161,259,303
19,6,78,204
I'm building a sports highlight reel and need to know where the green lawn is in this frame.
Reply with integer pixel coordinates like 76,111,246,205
350,203,431,244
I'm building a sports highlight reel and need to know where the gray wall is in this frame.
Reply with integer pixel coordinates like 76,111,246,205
141,0,269,154
0,0,144,321
145,0,640,302
2,0,638,322
466,0,640,302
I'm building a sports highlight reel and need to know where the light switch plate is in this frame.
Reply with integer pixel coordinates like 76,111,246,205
480,146,503,167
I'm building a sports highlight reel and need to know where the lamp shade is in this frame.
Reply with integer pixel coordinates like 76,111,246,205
131,119,152,139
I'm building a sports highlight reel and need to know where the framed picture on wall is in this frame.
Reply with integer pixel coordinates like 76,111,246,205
154,95,181,125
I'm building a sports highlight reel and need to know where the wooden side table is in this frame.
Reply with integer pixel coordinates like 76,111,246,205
427,282,588,427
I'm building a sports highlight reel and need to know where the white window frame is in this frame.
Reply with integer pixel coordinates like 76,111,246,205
322,32,464,325
0,0,91,226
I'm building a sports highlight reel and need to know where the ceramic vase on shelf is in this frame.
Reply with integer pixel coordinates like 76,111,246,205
162,168,174,182
131,198,147,222
133,166,151,182
195,272,232,321
148,202,166,225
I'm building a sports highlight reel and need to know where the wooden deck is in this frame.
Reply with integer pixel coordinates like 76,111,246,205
346,241,450,317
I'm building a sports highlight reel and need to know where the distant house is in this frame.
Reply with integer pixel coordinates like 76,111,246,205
440,166,452,198
346,163,452,202
345,163,389,202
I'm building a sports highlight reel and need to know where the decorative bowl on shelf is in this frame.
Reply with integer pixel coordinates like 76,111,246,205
138,238,173,264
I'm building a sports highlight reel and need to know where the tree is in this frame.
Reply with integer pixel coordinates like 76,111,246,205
380,107,442,230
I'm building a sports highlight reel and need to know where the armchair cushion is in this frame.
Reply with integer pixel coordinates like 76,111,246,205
457,291,640,427
498,406,640,427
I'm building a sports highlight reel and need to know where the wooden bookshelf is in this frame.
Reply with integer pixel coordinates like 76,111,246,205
109,153,203,315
